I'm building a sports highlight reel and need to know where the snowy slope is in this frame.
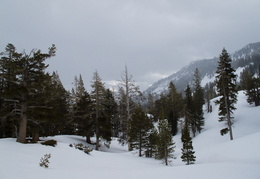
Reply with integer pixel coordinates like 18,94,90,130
0,91,260,179
145,41,260,94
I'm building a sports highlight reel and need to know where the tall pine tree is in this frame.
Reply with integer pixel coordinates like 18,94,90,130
192,68,205,133
215,48,237,140
167,82,183,136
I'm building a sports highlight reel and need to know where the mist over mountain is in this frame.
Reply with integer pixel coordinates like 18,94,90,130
145,42,260,94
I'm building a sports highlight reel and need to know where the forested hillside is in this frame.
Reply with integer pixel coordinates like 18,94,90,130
145,42,260,94
0,91,259,179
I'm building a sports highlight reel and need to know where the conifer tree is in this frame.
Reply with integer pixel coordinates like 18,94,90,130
0,44,56,143
166,82,183,135
91,71,105,150
241,68,260,106
129,105,153,157
181,121,196,165
156,113,176,165
215,48,237,140
192,68,205,133
145,128,158,158
99,89,115,144
75,91,94,143
45,72,69,136
184,85,196,137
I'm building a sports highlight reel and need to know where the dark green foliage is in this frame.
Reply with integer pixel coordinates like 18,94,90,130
129,105,153,157
181,122,196,165
74,89,94,143
41,140,57,147
145,128,158,158
240,67,260,106
156,117,176,166
166,82,183,136
184,85,196,137
215,48,237,140
0,44,57,143
192,68,205,134
91,71,115,150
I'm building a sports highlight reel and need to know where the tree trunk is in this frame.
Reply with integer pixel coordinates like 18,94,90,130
16,101,28,143
165,147,168,166
32,130,40,143
224,89,233,140
86,135,91,144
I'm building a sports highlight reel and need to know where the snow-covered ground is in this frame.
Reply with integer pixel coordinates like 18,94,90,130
1,91,260,179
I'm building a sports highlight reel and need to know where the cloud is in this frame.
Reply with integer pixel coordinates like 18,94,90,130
1,0,260,91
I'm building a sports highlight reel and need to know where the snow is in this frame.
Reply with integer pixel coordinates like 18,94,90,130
1,91,260,179
201,74,215,87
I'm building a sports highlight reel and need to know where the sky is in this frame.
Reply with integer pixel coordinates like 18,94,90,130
1,0,260,91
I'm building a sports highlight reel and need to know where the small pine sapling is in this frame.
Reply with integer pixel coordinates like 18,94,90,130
39,153,51,168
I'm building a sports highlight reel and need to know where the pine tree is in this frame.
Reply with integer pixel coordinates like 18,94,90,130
145,128,158,158
91,71,106,150
215,48,237,140
45,72,70,136
0,44,56,143
156,113,176,166
129,105,153,157
99,89,115,144
181,121,196,165
241,68,260,106
166,82,183,136
74,91,94,143
192,68,205,133
72,74,94,143
184,85,196,137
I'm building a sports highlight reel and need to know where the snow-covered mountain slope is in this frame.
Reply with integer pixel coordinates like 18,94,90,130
0,91,260,179
145,42,260,94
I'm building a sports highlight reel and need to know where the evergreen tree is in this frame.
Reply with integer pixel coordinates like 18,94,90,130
166,82,183,136
0,44,56,143
129,105,153,157
91,71,105,150
91,71,113,150
181,121,196,165
74,91,94,143
145,128,158,158
192,68,205,133
184,85,196,137
72,74,94,143
156,114,176,166
215,48,237,140
46,72,70,136
0,44,20,138
241,68,260,106
99,89,115,144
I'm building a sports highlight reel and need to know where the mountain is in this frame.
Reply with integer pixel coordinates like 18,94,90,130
145,42,260,94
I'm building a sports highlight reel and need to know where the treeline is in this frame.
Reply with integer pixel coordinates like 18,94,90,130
0,44,259,165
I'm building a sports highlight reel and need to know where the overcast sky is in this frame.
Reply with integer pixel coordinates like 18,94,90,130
1,0,260,91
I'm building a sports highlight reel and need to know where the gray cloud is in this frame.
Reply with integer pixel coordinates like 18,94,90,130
1,0,260,91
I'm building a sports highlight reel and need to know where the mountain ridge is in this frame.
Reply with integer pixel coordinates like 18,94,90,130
144,41,260,94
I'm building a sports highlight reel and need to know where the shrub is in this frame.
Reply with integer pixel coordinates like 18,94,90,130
39,154,51,168
41,140,57,147
70,143,93,154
